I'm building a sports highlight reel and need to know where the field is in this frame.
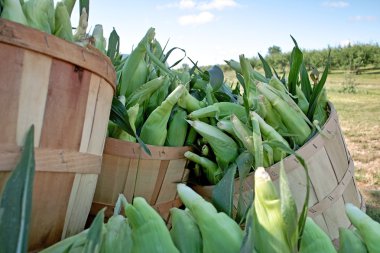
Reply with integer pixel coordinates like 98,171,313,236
326,69,380,222
225,68,380,221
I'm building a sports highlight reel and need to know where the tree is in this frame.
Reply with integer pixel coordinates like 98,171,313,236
267,45,282,55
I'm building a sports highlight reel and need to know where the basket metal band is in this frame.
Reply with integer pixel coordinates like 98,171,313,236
0,144,102,174
308,157,355,217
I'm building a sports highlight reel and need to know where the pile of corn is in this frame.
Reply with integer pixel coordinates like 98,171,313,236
40,168,380,253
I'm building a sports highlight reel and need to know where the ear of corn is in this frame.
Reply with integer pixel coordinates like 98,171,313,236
63,0,76,16
177,184,243,253
100,215,132,253
177,88,205,113
170,208,202,253
252,111,289,162
140,85,186,145
145,76,171,116
345,203,380,253
258,94,288,136
123,197,179,253
92,24,107,53
22,0,55,34
187,120,238,170
338,228,367,253
184,151,222,184
119,28,155,97
313,87,328,125
54,1,73,41
165,107,189,146
299,217,337,253
117,104,139,142
189,102,248,123
1,0,28,26
126,76,168,108
252,167,291,253
40,230,88,253
257,82,311,146
184,127,198,146
230,114,255,155
73,7,88,41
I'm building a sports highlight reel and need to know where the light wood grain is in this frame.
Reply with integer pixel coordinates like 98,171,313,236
17,50,51,147
79,74,101,153
62,174,98,238
87,79,113,155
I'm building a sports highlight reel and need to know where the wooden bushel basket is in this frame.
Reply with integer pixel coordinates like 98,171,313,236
193,102,364,241
0,19,115,250
90,138,191,223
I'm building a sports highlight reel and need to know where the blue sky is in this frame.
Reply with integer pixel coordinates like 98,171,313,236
74,0,380,66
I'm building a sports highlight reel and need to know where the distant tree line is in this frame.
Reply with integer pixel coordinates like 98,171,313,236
244,43,380,73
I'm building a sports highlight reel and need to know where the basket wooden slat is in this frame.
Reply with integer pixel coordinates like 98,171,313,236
0,19,115,251
91,139,191,222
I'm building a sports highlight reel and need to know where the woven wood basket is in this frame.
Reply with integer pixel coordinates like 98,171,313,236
90,138,190,223
193,102,364,241
0,19,115,250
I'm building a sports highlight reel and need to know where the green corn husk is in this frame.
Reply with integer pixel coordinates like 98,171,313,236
118,104,139,142
251,167,292,253
40,229,88,253
92,24,106,54
251,111,290,162
257,82,311,146
170,208,202,253
258,95,288,136
299,217,336,253
313,87,328,126
177,184,243,253
119,28,154,97
165,107,188,147
188,102,248,123
184,151,222,184
122,197,179,253
184,127,198,146
140,85,186,146
100,215,132,253
73,7,88,42
22,0,55,34
345,203,380,253
177,88,205,113
126,76,168,108
63,0,76,16
338,228,367,253
1,0,28,26
296,86,309,115
145,77,171,116
187,120,238,170
54,1,73,41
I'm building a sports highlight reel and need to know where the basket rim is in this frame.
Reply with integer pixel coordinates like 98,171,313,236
103,137,192,160
0,18,116,92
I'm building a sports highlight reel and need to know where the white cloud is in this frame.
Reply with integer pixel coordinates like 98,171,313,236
179,0,197,9
322,1,349,8
198,0,238,11
349,15,377,21
178,11,215,25
157,0,238,11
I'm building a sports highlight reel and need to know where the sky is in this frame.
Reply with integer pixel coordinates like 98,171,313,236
72,0,380,66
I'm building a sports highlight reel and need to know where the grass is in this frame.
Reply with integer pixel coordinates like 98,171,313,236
326,70,380,222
